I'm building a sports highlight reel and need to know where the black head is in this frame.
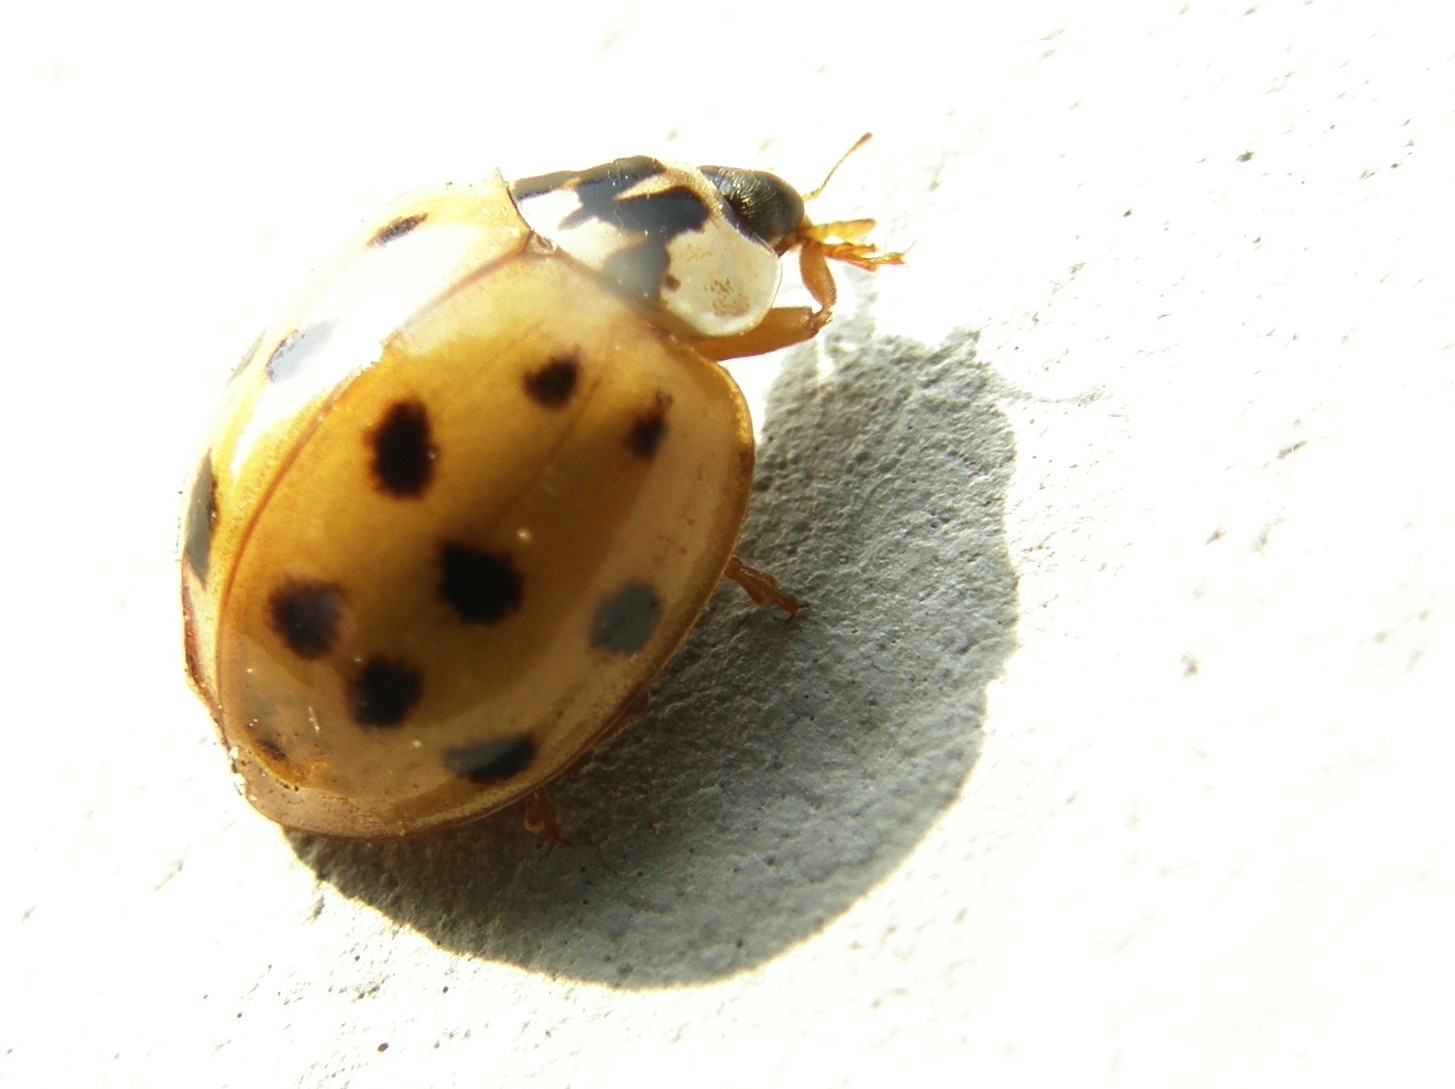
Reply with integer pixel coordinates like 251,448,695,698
699,166,806,252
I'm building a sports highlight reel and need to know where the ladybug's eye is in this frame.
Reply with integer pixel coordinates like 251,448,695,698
699,167,805,252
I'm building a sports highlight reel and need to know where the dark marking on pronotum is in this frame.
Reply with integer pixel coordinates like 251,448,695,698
369,212,428,247
626,392,671,458
443,736,537,784
368,399,436,497
440,543,523,624
268,579,345,660
183,454,218,584
347,658,423,728
510,156,666,202
265,319,338,384
562,178,708,240
591,583,662,655
523,353,580,408
521,159,713,303
602,243,671,302
595,185,713,303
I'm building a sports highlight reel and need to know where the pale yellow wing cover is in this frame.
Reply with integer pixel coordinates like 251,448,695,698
183,175,753,838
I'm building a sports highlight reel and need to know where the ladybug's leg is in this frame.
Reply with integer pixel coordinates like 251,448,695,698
690,304,827,362
798,219,905,273
799,236,839,312
519,686,654,842
691,229,901,364
723,557,804,617
523,790,567,844
693,239,837,362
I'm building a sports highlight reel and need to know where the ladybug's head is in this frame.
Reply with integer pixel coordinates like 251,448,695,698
699,166,806,253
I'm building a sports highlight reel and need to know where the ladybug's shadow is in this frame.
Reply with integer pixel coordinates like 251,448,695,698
290,308,1017,987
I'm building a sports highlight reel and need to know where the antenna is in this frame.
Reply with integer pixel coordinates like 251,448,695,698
803,133,874,202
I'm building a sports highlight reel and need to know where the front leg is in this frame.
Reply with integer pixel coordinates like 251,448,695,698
690,230,901,363
690,304,829,362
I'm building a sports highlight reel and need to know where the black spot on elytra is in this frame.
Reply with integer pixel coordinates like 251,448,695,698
523,353,580,408
443,736,537,784
253,736,291,766
266,320,337,383
369,212,427,247
663,273,681,292
440,544,523,624
368,400,436,497
183,454,218,584
626,393,671,458
181,604,203,687
347,658,423,728
268,579,345,659
591,583,661,655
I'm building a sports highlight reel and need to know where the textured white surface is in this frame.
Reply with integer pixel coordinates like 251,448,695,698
5,1,1453,1085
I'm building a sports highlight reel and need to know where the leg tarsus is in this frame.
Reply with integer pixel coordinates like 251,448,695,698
724,557,805,617
801,221,906,272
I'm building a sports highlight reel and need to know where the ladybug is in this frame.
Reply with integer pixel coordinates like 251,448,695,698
181,139,900,839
